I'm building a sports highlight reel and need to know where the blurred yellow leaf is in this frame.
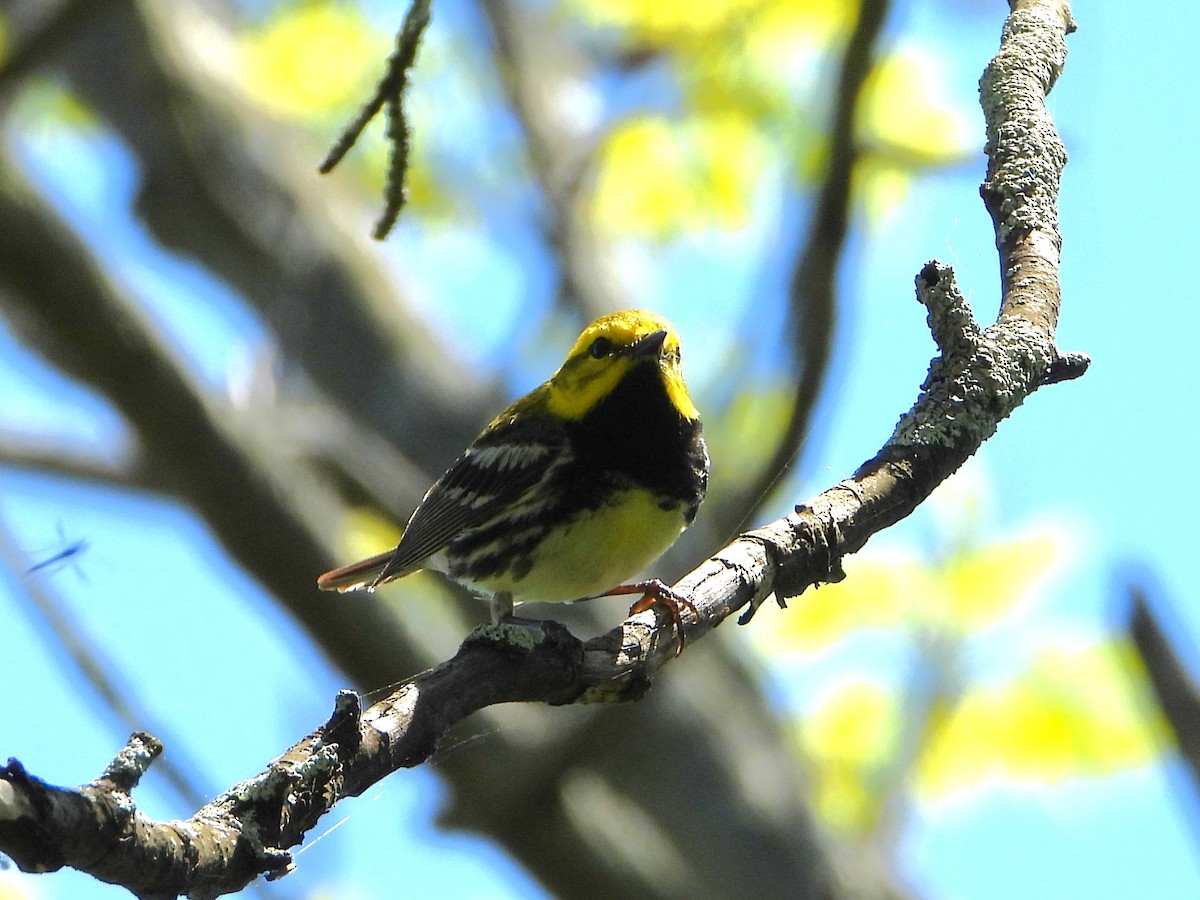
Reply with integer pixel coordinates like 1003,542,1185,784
338,506,403,561
854,155,910,225
577,0,754,46
742,0,850,62
669,1,849,182
11,80,99,131
755,528,1063,655
800,680,899,834
704,384,792,487
858,48,975,162
0,871,37,900
756,555,916,654
239,1,388,122
942,534,1058,629
917,641,1167,796
575,0,848,142
574,0,847,53
806,681,899,766
590,112,766,236
854,48,976,220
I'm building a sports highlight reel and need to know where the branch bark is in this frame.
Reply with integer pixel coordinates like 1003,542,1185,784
0,1,1083,896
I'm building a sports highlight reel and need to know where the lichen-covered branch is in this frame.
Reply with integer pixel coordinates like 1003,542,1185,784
980,0,1076,333
0,523,209,813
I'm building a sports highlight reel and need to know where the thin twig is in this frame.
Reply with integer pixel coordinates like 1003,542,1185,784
318,0,432,239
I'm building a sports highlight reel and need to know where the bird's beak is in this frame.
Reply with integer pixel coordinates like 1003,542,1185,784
629,329,668,359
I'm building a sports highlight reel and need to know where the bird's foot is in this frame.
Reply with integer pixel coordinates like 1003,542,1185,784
604,579,697,656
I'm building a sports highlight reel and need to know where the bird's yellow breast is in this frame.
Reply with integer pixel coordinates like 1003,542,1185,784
470,488,687,603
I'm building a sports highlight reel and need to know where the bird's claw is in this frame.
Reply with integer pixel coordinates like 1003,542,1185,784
618,579,697,656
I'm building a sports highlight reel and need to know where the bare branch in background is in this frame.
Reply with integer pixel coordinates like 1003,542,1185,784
479,0,611,319
0,438,145,490
0,160,426,686
0,0,100,95
1129,584,1200,793
320,0,432,239
711,0,889,536
54,0,496,472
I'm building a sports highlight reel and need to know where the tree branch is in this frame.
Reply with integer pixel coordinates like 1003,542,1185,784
0,258,1076,896
0,151,426,689
0,437,145,491
319,0,433,239
1129,586,1200,792
0,1,1083,896
0,0,103,96
980,0,1076,332
4,9,838,896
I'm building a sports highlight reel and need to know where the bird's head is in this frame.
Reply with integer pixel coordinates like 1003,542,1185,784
545,310,699,422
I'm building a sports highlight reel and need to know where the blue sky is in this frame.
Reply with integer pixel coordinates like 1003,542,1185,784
3,2,1199,899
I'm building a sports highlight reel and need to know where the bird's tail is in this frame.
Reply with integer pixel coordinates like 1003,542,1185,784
316,551,395,593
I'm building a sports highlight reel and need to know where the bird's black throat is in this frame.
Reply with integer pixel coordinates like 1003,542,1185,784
567,361,707,512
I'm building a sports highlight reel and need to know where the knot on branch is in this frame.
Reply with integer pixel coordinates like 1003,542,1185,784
94,731,162,794
737,505,848,625
918,261,981,359
1041,349,1090,385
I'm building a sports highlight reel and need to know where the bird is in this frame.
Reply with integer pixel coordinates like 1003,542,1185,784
317,309,709,642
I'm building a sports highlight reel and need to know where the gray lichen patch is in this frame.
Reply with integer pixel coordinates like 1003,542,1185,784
891,314,1053,449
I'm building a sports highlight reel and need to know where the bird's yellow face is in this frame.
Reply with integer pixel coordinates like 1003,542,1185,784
545,310,699,422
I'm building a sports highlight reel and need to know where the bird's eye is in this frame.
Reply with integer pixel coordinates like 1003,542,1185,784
589,336,615,359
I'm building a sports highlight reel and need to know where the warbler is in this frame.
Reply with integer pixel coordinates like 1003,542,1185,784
317,310,709,633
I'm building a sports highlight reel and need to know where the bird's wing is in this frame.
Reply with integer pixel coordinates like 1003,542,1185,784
376,414,568,582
